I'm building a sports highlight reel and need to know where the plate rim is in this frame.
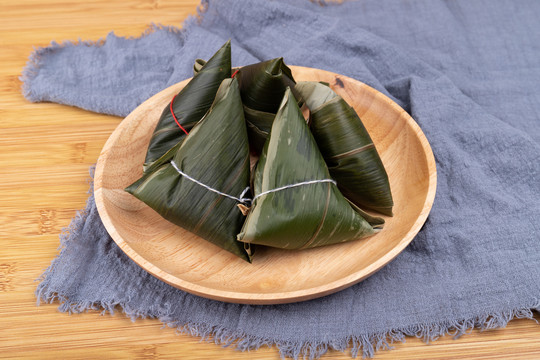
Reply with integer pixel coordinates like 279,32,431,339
94,66,437,304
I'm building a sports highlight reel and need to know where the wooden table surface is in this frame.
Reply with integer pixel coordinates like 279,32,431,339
1,1,539,359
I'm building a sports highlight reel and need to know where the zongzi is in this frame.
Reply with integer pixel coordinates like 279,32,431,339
235,58,297,153
237,88,383,250
143,40,232,171
295,81,394,216
126,78,252,262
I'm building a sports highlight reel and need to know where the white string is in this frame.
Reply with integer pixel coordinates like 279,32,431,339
170,160,336,206
252,179,336,202
170,160,251,204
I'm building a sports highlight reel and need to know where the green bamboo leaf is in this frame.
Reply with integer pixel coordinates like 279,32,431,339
236,58,296,113
193,58,206,75
238,88,383,250
296,81,394,216
194,57,298,153
235,58,297,153
143,40,232,171
127,78,252,262
193,59,240,77
243,105,273,151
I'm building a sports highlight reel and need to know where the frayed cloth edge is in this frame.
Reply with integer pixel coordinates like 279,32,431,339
19,0,210,105
35,287,540,359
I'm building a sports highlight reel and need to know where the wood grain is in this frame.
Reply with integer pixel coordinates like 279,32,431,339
94,67,437,304
1,0,538,358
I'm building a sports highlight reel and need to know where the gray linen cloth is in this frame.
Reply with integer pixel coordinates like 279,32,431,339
24,0,540,358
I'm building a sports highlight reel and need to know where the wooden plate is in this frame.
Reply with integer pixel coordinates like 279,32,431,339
94,66,437,304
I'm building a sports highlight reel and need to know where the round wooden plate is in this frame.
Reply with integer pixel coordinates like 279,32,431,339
94,66,437,305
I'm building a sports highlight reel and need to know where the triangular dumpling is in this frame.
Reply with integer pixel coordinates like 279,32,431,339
144,40,232,171
127,78,252,262
237,88,383,250
296,81,394,216
235,58,297,153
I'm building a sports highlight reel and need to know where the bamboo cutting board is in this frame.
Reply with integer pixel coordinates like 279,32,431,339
1,0,539,359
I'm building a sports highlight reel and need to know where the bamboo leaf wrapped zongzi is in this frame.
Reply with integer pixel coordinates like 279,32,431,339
235,58,297,153
237,88,383,250
126,78,252,262
295,81,394,216
143,40,232,171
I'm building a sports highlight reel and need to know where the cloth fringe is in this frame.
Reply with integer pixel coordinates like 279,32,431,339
35,283,540,359
19,0,211,104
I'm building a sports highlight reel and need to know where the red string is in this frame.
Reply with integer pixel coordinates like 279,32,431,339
170,95,189,136
171,69,238,135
